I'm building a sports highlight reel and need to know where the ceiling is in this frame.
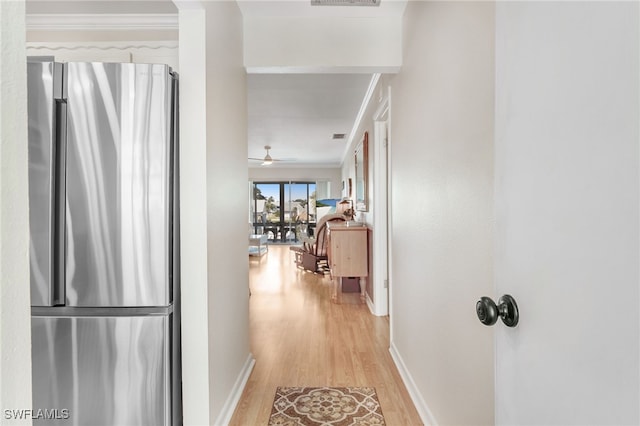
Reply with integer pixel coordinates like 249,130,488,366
247,73,372,168
240,1,403,167
26,0,402,168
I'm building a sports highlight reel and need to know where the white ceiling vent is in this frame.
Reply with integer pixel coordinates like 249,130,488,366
332,133,346,140
311,0,380,6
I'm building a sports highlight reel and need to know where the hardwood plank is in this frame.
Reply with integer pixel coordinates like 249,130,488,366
230,245,423,425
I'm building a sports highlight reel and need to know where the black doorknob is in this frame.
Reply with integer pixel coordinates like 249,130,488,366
476,295,519,327
476,296,498,326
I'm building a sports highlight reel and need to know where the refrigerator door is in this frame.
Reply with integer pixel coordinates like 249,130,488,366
65,62,172,307
27,60,65,307
31,314,171,426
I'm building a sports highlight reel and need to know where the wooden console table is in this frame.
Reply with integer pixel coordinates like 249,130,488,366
326,222,368,303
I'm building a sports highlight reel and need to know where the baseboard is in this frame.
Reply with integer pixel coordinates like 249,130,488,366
366,293,376,315
389,342,438,426
366,292,389,317
213,353,256,426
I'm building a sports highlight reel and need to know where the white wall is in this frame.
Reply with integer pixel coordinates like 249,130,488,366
178,3,252,424
249,167,342,199
340,76,386,227
0,1,33,425
202,3,251,422
388,2,495,425
339,75,386,308
177,8,211,425
243,16,401,73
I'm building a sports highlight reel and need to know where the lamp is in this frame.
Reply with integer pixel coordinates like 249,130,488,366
261,146,273,165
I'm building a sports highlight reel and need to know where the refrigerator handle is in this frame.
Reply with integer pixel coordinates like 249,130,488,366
53,98,67,306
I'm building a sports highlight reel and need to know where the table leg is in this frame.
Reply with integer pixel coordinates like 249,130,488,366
332,277,339,303
360,277,366,304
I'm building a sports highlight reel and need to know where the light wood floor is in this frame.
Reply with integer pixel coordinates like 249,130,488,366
229,245,423,425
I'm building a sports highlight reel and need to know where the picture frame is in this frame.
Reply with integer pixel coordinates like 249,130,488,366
354,131,369,212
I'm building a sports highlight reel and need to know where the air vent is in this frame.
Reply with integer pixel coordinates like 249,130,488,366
311,0,380,6
332,133,346,140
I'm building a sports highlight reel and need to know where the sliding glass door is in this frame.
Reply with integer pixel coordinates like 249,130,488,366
252,183,280,240
252,181,316,242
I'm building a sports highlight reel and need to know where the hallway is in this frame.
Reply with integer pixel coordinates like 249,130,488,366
230,245,422,425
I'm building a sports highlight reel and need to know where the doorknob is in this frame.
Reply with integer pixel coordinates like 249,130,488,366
476,295,519,327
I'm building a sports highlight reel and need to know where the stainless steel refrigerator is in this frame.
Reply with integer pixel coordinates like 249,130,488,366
27,60,181,426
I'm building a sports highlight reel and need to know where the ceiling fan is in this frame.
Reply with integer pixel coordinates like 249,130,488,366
248,145,293,166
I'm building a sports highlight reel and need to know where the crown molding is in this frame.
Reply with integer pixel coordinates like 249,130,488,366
26,14,178,31
26,40,178,51
341,73,381,164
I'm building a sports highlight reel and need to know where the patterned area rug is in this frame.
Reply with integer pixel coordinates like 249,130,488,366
268,387,386,426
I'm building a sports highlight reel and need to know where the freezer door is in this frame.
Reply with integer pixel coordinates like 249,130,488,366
65,62,173,307
27,61,64,307
32,314,170,426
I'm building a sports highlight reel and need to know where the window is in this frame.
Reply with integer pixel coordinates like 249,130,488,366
251,181,317,242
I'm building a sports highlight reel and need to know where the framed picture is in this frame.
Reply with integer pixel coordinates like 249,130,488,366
354,131,369,211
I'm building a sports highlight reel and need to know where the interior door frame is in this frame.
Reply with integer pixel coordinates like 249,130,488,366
371,88,390,317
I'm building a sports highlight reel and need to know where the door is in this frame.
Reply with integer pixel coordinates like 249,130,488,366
284,182,315,242
494,3,638,424
65,62,173,307
252,182,280,239
251,181,316,242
